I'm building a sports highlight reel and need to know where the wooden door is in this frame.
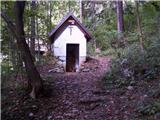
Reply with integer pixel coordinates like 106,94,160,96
66,44,79,72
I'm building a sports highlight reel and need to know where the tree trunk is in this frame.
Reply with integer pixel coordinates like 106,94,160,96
135,1,144,51
30,1,36,59
8,28,16,71
36,15,40,62
79,0,83,23
27,3,30,46
15,1,43,99
68,0,71,12
116,0,124,33
49,1,52,52
1,1,43,99
49,1,52,31
91,1,95,23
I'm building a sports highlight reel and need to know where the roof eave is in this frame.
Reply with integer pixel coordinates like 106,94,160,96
48,12,93,43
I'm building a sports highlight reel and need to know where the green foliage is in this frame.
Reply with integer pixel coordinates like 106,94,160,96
1,60,13,77
137,101,160,116
35,54,53,65
148,89,160,98
102,1,160,86
92,26,118,50
100,48,117,56
104,37,160,81
1,60,15,88
87,42,95,56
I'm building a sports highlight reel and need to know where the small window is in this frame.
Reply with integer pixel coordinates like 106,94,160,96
68,20,75,24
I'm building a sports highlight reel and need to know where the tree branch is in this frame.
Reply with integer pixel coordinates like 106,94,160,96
1,11,18,39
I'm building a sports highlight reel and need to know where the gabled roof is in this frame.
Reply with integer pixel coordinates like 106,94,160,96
48,12,92,43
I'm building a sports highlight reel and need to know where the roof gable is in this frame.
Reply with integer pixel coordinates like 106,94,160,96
48,12,92,43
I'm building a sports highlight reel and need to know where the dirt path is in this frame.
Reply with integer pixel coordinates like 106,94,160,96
2,56,159,120
40,57,111,120
2,57,111,120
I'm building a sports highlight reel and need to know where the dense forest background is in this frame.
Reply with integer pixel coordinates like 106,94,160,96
2,1,160,82
1,1,160,119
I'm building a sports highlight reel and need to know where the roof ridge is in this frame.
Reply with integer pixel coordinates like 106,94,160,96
49,13,92,43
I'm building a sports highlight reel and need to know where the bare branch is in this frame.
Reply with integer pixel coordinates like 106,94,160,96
1,11,18,39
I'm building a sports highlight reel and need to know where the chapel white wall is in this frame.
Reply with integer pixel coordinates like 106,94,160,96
52,25,87,67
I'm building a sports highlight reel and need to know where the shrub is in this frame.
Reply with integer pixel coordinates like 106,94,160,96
103,36,160,84
87,42,96,56
91,23,118,51
137,101,160,116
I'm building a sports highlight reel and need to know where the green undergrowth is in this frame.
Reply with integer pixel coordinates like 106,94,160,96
137,101,160,118
102,33,160,118
103,37,160,86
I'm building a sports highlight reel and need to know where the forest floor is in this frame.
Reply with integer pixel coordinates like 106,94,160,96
1,56,160,120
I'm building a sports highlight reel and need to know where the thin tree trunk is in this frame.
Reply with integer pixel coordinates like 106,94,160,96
90,1,97,51
27,3,30,45
1,1,43,99
36,16,40,62
82,1,86,24
91,1,95,25
35,2,40,61
30,1,36,59
8,28,16,71
116,0,124,33
46,1,49,34
68,0,71,12
49,1,52,31
135,1,144,51
49,1,52,52
79,0,83,23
